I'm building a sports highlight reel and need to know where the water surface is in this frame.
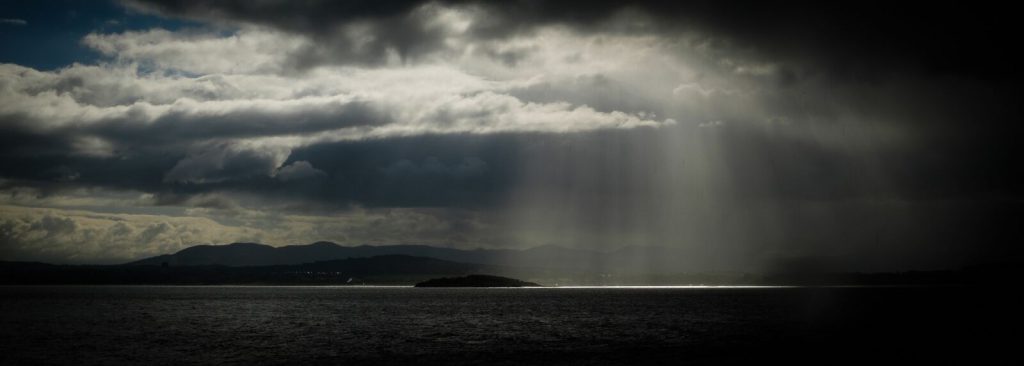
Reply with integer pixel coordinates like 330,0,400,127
0,286,1015,365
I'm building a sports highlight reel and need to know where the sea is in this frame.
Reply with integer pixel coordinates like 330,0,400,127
0,286,1018,365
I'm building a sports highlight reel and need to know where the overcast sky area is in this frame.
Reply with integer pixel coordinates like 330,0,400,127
0,0,1020,270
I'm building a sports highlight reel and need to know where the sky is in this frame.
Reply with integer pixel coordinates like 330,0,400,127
0,0,1020,270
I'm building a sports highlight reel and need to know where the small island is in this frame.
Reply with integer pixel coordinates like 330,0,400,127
414,274,542,287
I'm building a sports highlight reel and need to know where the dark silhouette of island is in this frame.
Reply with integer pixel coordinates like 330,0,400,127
415,275,541,287
125,241,690,274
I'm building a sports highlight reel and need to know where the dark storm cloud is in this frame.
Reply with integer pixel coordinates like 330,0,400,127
0,132,514,210
9,0,1019,201
1,106,1017,219
0,103,379,175
117,0,1024,201
278,134,520,208
123,0,1021,80
123,0,467,66
0,0,1019,268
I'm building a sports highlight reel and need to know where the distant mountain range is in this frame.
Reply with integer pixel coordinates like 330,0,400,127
126,241,686,273
128,241,514,267
0,242,697,285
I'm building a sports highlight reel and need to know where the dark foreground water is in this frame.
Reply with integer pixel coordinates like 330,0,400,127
0,286,1019,365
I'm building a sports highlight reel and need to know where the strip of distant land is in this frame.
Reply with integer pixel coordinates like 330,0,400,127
1,242,1018,286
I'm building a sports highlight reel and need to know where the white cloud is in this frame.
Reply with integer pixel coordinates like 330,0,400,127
83,28,308,74
2,25,689,185
0,18,27,26
3,27,675,139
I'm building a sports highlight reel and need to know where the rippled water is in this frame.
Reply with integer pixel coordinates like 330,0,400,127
0,286,1016,365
